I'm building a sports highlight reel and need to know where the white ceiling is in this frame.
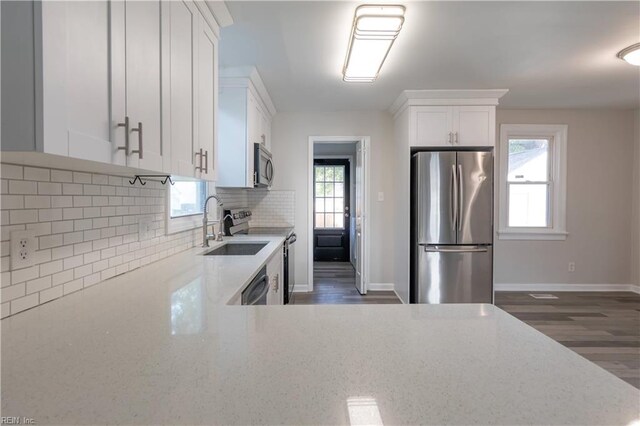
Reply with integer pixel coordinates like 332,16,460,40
220,1,640,112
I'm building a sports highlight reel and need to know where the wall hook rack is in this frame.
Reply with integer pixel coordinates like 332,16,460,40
129,175,175,186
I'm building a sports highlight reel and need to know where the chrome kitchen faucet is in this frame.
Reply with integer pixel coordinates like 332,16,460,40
202,195,225,247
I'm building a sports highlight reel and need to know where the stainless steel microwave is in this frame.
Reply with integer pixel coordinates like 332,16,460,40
254,143,274,188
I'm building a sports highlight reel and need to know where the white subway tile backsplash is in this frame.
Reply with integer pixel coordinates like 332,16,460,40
1,164,23,180
1,163,200,318
26,276,51,294
9,180,37,194
24,167,50,182
51,170,73,183
2,195,24,209
37,182,62,195
11,293,39,315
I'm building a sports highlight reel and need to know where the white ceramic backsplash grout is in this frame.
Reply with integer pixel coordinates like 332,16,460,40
217,188,295,227
0,163,199,318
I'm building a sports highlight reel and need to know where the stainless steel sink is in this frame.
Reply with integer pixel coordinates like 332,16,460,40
204,242,268,256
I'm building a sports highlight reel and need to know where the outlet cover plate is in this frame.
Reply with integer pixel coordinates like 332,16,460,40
10,230,37,270
138,216,153,241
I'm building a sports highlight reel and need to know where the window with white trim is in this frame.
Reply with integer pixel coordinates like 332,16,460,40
498,124,568,240
166,181,209,234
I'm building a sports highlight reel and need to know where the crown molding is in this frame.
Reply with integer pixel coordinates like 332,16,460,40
390,89,509,117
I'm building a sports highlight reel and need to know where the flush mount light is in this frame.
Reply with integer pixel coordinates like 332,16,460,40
342,4,406,82
617,43,640,66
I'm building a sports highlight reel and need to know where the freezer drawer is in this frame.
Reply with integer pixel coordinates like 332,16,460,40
416,245,493,304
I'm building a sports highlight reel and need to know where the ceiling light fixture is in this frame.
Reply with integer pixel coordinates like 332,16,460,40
343,4,406,82
617,43,640,66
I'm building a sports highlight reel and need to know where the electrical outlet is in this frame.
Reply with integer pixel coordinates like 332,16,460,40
11,230,37,270
568,262,576,272
138,217,154,241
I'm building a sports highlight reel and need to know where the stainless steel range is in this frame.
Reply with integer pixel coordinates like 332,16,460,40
223,208,296,304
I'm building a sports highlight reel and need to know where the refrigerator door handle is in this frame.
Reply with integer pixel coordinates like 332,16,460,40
451,164,458,232
420,244,489,253
457,164,463,231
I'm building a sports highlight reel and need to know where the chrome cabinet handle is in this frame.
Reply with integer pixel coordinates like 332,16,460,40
203,150,208,174
116,116,130,154
454,132,459,144
195,149,202,172
448,132,453,144
261,134,266,145
130,122,143,159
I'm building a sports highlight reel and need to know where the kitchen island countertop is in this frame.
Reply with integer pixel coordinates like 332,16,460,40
1,235,638,425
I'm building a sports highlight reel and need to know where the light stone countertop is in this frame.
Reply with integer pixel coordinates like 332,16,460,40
1,235,638,425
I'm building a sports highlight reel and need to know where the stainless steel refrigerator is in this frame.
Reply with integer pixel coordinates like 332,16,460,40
411,150,494,304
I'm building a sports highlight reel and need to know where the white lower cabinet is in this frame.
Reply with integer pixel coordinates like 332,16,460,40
267,249,284,305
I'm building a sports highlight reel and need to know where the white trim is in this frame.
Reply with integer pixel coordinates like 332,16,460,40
307,136,371,293
204,0,233,28
495,283,640,294
220,66,276,118
166,181,213,235
368,283,394,291
498,124,568,240
390,89,509,118
292,284,309,293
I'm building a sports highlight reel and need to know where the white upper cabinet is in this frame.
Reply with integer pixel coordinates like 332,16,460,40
217,67,276,188
1,1,114,161
392,90,508,148
1,0,228,179
196,16,218,181
411,105,495,147
412,106,453,147
112,0,165,171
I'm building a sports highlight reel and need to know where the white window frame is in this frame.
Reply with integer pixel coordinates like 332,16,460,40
166,180,212,235
498,124,568,240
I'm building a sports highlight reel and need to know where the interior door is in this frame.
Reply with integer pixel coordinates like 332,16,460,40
354,142,366,294
313,159,351,262
124,0,164,171
456,151,493,244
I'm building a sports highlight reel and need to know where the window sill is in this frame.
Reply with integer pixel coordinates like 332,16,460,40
497,229,568,241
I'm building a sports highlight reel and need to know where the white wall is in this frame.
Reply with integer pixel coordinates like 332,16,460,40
632,109,640,286
495,109,637,287
271,111,395,288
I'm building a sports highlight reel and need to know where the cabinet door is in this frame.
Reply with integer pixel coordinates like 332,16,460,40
453,106,495,147
41,1,114,161
412,106,453,147
246,92,259,185
196,15,218,181
124,0,164,171
168,0,197,177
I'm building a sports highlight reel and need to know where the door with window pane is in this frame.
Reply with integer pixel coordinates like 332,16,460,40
314,159,350,261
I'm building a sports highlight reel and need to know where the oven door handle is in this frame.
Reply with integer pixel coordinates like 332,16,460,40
247,275,269,305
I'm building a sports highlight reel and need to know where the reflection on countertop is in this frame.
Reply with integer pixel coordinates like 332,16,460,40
1,235,638,425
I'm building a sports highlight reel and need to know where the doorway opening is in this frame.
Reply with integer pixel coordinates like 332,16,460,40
296,136,374,304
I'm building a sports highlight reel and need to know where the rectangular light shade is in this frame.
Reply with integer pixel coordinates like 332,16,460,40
343,5,405,82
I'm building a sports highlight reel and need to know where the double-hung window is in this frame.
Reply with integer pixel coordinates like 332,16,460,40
498,124,568,240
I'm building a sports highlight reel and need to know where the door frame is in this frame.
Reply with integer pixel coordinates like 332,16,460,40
307,136,370,292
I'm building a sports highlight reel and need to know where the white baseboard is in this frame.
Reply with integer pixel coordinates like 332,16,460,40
368,282,394,291
495,283,640,294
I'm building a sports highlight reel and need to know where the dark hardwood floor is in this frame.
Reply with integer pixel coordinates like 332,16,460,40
496,291,640,389
292,262,401,305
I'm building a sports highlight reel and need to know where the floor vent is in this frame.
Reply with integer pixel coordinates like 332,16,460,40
529,293,558,300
